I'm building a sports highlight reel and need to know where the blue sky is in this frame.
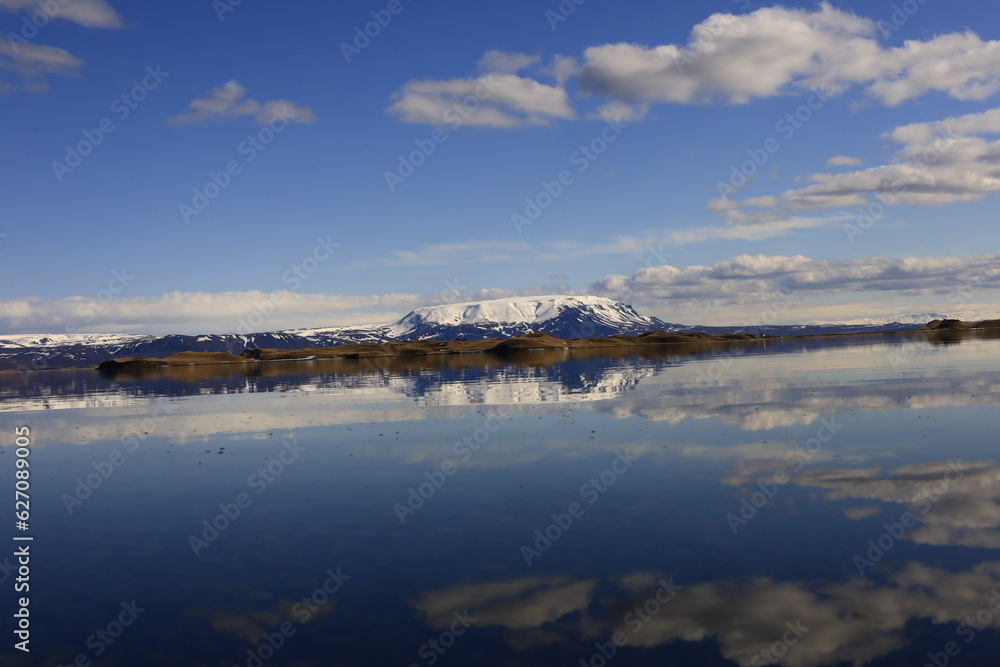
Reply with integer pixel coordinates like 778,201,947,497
2,0,999,334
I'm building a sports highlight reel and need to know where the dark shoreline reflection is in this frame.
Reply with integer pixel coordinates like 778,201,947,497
3,329,990,401
2,333,1000,665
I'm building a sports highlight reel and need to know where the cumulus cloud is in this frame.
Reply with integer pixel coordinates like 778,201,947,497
390,4,1000,128
387,49,575,128
579,3,1000,111
0,0,123,28
712,105,1000,220
887,107,1000,145
387,73,575,128
7,251,999,337
167,80,317,127
589,252,1000,307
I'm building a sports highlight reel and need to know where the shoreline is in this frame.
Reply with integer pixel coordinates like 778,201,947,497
3,320,997,376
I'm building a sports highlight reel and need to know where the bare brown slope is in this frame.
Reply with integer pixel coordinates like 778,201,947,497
96,330,761,370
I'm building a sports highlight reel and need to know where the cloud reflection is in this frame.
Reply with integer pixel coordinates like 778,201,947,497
411,561,1000,666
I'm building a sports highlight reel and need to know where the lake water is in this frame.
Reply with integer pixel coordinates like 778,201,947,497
2,332,1000,666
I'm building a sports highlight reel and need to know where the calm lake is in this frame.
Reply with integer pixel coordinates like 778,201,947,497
2,332,1000,666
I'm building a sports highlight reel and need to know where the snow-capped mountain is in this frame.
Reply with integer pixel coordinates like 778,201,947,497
388,295,674,340
803,312,987,327
282,296,679,343
0,295,963,371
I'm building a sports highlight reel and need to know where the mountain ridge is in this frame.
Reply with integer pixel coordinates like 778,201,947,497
0,295,989,371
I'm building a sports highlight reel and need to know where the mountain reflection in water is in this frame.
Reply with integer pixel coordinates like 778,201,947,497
1,331,999,666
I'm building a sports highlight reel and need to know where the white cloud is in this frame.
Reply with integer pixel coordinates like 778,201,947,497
885,106,1000,145
0,291,420,336
826,155,863,167
866,31,1000,106
389,4,1000,128
579,3,1000,110
0,0,124,91
167,80,317,127
589,252,1000,307
578,4,869,106
0,39,82,91
477,50,540,75
714,105,1000,219
387,71,575,128
6,252,999,336
0,0,123,28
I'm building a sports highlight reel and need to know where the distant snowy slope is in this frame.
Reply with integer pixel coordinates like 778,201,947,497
1,296,989,371
803,312,987,327
0,333,153,349
393,295,647,328
389,295,671,340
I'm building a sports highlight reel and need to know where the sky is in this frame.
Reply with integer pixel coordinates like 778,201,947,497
1,0,999,335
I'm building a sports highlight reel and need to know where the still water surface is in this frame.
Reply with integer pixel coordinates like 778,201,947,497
1,332,999,666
